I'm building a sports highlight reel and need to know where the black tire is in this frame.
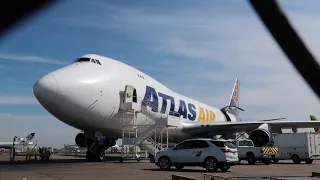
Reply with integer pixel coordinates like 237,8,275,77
86,149,102,162
305,159,313,164
247,154,256,165
150,157,155,163
219,166,230,172
292,155,301,164
158,156,171,171
86,151,94,162
119,157,123,163
263,159,271,165
98,150,105,162
204,157,219,172
273,159,279,163
175,165,184,170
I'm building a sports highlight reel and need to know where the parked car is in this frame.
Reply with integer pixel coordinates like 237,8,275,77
231,139,278,165
154,138,239,172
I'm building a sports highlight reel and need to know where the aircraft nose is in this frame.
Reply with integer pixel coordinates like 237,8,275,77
33,74,58,104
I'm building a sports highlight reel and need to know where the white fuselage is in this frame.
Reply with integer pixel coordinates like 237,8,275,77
33,54,236,143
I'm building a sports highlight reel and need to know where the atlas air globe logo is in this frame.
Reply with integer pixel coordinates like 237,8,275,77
142,86,215,122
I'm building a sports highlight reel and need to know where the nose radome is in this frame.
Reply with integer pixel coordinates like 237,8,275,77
33,74,58,104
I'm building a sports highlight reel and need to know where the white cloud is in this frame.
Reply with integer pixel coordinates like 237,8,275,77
63,1,320,121
0,53,67,65
0,96,38,104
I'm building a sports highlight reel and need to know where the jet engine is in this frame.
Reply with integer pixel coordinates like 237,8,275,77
248,128,273,147
75,133,86,147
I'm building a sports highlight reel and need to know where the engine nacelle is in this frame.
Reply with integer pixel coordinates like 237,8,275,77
75,133,86,147
248,128,273,147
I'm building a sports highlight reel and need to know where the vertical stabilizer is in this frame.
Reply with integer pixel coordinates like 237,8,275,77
228,79,240,120
310,115,320,132
25,133,36,141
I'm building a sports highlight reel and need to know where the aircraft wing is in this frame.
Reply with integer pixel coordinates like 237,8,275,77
181,120,320,136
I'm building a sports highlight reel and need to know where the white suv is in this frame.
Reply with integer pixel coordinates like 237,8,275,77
155,138,239,172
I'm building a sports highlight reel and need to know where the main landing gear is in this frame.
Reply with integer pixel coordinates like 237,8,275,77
86,142,106,162
75,132,116,162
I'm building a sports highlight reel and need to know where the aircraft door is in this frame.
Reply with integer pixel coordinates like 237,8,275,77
124,85,137,103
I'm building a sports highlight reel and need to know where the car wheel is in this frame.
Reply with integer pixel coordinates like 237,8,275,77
150,157,155,163
263,159,271,165
292,155,301,164
247,154,256,165
159,156,171,171
219,166,230,172
175,165,184,170
273,159,279,163
305,159,313,164
204,157,218,172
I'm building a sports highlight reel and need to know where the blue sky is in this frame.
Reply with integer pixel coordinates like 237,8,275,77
1,0,320,147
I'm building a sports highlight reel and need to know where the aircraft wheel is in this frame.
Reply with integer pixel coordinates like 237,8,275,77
98,149,105,162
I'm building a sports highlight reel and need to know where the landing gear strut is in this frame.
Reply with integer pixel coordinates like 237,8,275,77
86,142,105,162
81,131,116,162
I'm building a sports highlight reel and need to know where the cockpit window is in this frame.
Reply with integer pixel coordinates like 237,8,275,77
75,58,91,62
74,57,102,65
95,59,101,65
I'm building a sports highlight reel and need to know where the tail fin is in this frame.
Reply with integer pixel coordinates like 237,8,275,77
25,133,35,141
228,79,240,120
310,115,320,132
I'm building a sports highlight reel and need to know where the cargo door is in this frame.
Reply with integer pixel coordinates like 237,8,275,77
124,85,137,103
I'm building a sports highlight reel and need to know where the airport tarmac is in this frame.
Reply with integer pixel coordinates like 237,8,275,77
0,153,320,180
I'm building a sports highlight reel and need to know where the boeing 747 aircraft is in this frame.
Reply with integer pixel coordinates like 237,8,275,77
33,54,320,162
